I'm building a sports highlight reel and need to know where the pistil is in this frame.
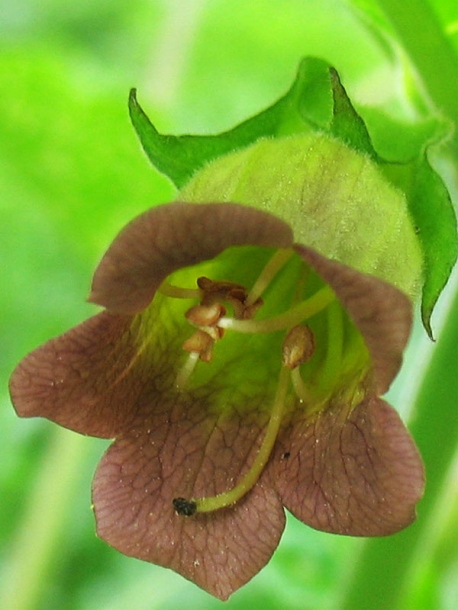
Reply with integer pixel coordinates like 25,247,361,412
316,301,343,398
173,365,291,516
173,323,317,516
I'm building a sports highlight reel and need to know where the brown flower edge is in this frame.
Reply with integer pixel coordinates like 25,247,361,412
9,202,424,600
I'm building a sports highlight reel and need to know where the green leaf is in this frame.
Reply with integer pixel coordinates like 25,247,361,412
341,281,458,610
130,55,457,334
129,57,339,188
328,68,376,157
411,157,457,336
360,108,450,163
382,154,458,338
327,67,457,331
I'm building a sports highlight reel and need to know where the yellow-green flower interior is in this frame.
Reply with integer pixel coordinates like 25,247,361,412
135,246,371,514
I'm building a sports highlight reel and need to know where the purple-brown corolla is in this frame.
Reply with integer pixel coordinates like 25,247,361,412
10,201,424,599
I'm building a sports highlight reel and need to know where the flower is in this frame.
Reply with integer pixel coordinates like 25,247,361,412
10,200,424,600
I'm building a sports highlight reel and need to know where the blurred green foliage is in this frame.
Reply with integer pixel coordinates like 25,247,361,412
2,1,458,609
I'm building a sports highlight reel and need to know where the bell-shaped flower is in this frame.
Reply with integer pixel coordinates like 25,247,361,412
10,199,424,599
10,57,457,600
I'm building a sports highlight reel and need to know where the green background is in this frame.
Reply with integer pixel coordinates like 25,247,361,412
2,1,458,609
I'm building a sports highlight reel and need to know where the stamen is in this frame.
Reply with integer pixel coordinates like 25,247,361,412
245,248,294,306
291,367,313,404
229,293,262,320
217,286,335,333
282,325,315,369
316,301,343,397
174,351,200,391
174,366,290,515
185,303,226,327
283,325,315,403
182,329,214,362
159,282,203,300
197,277,246,300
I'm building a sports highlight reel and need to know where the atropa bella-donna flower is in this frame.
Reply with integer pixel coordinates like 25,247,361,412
11,58,455,600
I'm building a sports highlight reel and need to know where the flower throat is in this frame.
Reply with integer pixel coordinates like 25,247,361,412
157,247,365,517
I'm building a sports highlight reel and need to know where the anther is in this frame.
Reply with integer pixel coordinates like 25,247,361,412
196,277,261,320
229,293,263,320
197,277,246,301
185,303,226,327
182,329,214,362
200,325,224,341
282,325,315,369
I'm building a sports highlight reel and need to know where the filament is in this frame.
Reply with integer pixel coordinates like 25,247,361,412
218,286,335,333
245,248,294,306
291,367,313,404
316,301,344,397
159,282,203,300
174,351,200,391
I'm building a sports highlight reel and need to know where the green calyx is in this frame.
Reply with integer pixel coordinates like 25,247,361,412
180,133,423,300
130,57,457,336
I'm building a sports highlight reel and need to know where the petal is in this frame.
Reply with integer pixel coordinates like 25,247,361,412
9,312,146,438
296,245,412,394
89,202,293,314
92,394,285,600
271,396,424,536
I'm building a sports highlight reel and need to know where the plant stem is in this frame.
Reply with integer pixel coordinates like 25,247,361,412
144,0,208,104
340,7,458,605
1,428,88,610
377,0,458,133
340,278,458,610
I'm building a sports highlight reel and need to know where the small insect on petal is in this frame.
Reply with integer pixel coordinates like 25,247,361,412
173,497,197,516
